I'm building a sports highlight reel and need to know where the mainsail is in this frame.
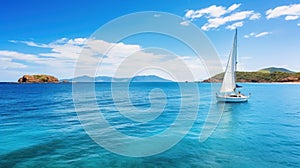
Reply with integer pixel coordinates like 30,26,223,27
220,29,237,93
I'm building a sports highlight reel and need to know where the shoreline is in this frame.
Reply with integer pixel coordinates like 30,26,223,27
1,81,300,84
201,82,300,84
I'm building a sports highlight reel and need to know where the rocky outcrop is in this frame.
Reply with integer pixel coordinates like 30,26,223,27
18,75,59,83
278,77,299,82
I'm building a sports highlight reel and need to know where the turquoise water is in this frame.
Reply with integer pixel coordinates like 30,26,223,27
1,83,300,167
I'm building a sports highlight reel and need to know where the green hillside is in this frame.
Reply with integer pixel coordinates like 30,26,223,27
203,67,300,83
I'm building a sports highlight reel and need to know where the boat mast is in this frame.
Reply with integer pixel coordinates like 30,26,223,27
234,29,237,87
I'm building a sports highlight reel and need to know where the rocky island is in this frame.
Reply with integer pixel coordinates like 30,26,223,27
18,75,59,83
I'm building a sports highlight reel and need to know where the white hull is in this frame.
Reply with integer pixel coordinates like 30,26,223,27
216,94,249,103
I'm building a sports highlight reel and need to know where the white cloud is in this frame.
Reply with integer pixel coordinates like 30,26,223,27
184,4,260,31
0,49,77,78
227,3,241,12
180,20,190,26
67,38,87,45
298,23,300,26
0,57,27,69
249,13,261,20
226,21,244,30
266,4,300,19
10,38,142,65
40,40,85,59
244,31,271,38
0,50,39,61
201,11,259,31
2,38,91,80
285,15,299,20
255,32,271,37
184,4,241,19
185,10,196,18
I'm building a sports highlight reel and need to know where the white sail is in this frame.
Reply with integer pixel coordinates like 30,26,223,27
220,29,237,93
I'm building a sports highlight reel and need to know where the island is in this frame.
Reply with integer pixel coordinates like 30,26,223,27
202,67,300,83
18,75,59,83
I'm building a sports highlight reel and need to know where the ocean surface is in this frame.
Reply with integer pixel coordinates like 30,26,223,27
0,82,300,167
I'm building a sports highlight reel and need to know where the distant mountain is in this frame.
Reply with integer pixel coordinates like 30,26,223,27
67,75,94,82
61,76,112,82
258,67,295,73
131,75,172,82
203,67,300,83
95,76,113,82
61,75,173,82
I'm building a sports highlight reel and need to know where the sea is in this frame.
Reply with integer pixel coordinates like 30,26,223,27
0,82,300,168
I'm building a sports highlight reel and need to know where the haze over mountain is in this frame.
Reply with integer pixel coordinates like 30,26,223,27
61,75,173,82
258,67,295,73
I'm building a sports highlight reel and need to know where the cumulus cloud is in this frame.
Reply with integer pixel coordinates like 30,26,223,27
244,32,271,38
201,10,259,31
298,23,300,26
285,15,299,20
184,4,261,31
185,4,241,19
266,4,300,19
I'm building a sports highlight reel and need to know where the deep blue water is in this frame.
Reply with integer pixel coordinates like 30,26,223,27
0,83,300,167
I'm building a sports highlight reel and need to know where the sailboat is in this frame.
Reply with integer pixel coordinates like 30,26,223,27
216,29,250,103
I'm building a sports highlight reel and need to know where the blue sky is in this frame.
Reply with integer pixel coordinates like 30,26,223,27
1,0,300,81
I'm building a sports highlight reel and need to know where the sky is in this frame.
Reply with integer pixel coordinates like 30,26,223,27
1,0,300,82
